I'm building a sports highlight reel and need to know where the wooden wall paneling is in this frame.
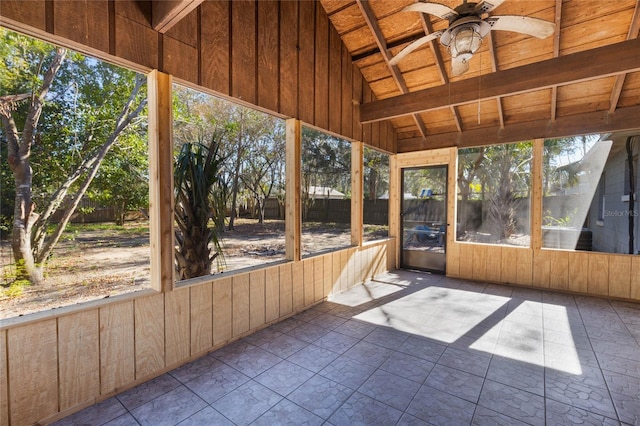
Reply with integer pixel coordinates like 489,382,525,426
100,302,134,394
532,250,551,288
53,0,109,53
164,288,190,366
279,263,293,316
285,119,302,261
387,238,396,271
292,261,305,310
332,251,343,296
324,254,333,297
250,269,266,329
458,244,473,278
348,247,358,288
314,256,324,302
588,253,609,296
340,249,351,291
314,1,329,130
500,247,519,284
265,266,280,323
135,293,165,378
328,25,342,134
257,0,279,112
303,258,315,306
485,246,502,282
151,0,201,34
388,123,398,154
114,14,158,70
190,283,213,356
0,330,6,426
631,256,640,301
114,0,150,26
516,248,533,286
352,67,364,142
472,244,487,281
231,0,256,104
162,36,198,83
164,7,198,46
298,0,315,124
213,277,233,345
200,0,230,94
608,255,631,299
0,1,46,31
568,251,589,294
549,251,569,291
232,274,251,336
371,119,381,152
341,44,353,140
147,70,175,292
447,242,460,278
278,0,298,118
7,320,58,425
58,310,99,411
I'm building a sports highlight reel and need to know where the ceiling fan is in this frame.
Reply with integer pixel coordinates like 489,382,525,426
389,0,556,76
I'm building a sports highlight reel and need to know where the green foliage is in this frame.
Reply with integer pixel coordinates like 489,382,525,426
2,279,31,299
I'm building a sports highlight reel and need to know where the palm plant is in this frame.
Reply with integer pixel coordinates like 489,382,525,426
174,138,227,280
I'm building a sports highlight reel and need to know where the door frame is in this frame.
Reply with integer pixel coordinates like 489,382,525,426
389,147,457,274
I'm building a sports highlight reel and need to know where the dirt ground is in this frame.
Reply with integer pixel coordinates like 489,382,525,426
1,219,385,319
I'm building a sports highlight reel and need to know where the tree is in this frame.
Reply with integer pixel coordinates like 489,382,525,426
174,140,227,280
0,29,147,283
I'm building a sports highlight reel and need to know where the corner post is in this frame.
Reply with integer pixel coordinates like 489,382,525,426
351,141,364,246
285,119,302,261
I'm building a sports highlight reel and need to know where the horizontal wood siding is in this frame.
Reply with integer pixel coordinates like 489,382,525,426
0,0,396,153
0,241,394,424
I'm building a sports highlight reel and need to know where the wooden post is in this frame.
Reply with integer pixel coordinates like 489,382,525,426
351,141,363,246
148,70,175,292
285,119,302,261
389,154,399,268
531,138,544,251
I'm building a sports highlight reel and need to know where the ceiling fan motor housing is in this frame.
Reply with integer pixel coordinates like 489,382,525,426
441,16,491,59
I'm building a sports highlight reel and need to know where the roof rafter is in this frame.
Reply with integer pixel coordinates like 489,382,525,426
486,32,504,129
360,37,640,123
550,0,562,122
608,1,640,114
151,0,203,33
355,0,428,138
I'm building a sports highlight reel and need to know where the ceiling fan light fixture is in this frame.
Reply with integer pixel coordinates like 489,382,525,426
447,25,483,60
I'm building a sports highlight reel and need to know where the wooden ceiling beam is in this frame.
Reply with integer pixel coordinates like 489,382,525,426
356,0,428,138
608,1,640,114
487,32,504,129
397,104,640,152
151,0,203,33
421,14,463,132
360,37,640,123
550,0,562,122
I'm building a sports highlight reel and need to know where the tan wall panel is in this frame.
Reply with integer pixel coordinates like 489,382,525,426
257,0,279,113
549,251,569,291
213,277,233,344
328,25,342,135
114,15,158,69
458,244,473,279
292,261,304,310
472,245,487,281
0,330,6,426
447,242,460,278
265,266,280,323
233,274,251,336
608,255,631,299
340,250,351,292
0,1,46,31
303,258,315,306
135,294,165,378
568,251,589,293
53,0,109,53
162,36,198,83
250,270,266,329
190,283,213,356
314,256,325,302
8,320,58,425
332,251,343,296
165,288,190,366
516,249,533,286
341,45,353,139
298,0,316,124
100,302,135,394
279,263,293,316
279,0,299,118
200,0,230,94
532,250,551,288
314,2,329,130
631,256,640,301
485,246,501,282
58,310,100,411
500,247,519,284
231,0,257,104
323,254,333,297
588,253,609,296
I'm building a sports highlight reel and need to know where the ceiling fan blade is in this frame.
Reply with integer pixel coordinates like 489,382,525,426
402,2,458,21
487,15,556,39
389,31,443,66
474,0,506,15
452,56,470,76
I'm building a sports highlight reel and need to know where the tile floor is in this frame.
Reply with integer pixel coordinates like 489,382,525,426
53,270,640,425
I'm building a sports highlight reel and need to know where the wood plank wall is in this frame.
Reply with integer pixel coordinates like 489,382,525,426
0,0,397,154
0,241,393,425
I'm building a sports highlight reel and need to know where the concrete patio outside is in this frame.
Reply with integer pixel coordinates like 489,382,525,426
53,270,640,425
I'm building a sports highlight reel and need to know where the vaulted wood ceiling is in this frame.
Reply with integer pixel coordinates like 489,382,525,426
319,0,640,152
